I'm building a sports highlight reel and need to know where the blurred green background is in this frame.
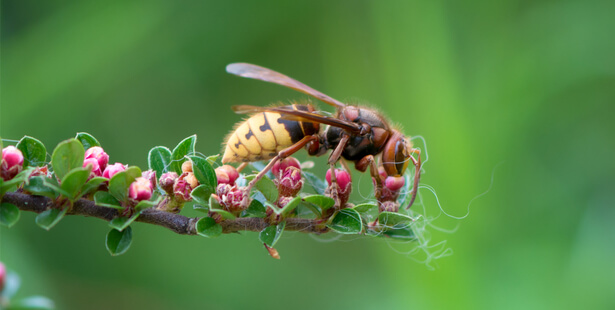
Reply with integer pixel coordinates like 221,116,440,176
2,0,614,309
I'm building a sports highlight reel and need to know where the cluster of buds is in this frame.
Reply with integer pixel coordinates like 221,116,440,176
1,146,24,181
213,165,246,214
173,161,199,201
374,166,406,212
128,170,156,202
272,157,303,208
83,146,109,179
325,168,352,207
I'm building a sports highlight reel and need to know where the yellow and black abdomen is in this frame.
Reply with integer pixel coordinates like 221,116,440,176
222,104,319,163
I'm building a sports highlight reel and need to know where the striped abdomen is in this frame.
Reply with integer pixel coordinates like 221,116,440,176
222,104,320,163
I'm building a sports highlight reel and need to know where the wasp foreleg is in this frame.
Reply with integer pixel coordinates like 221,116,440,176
405,148,422,210
326,134,350,208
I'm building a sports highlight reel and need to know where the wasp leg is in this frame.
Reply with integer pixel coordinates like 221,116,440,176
236,162,249,173
405,148,422,210
245,135,318,198
327,134,350,208
355,155,382,200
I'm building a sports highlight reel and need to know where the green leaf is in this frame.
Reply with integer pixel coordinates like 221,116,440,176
195,217,222,237
208,195,236,219
108,166,141,202
244,199,266,218
328,208,363,234
94,191,122,209
38,177,72,199
303,195,335,211
271,196,302,217
16,136,47,167
188,155,217,194
106,227,132,256
206,154,219,165
259,221,286,247
303,171,326,195
109,212,140,231
75,132,101,150
190,184,214,207
382,227,416,239
60,167,91,200
255,176,278,202
378,211,414,229
148,146,172,177
7,296,55,310
354,203,379,222
0,168,30,195
171,135,196,174
51,138,84,181
81,177,107,196
35,207,68,230
23,176,57,199
134,197,161,212
0,203,20,227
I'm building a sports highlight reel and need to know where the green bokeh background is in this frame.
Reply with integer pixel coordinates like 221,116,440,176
2,0,614,309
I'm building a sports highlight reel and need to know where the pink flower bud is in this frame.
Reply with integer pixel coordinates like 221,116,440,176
173,173,194,201
326,168,352,207
1,146,24,181
0,261,5,293
83,158,102,177
102,163,126,179
142,170,157,188
181,161,192,173
216,184,247,214
272,157,301,179
277,166,303,197
326,169,352,191
84,147,109,171
215,165,239,185
385,176,405,191
129,177,153,201
159,172,178,195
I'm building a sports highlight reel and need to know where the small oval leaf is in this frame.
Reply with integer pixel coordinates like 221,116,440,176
196,217,222,237
16,136,47,167
328,208,363,234
60,167,91,200
148,146,172,177
0,203,20,227
259,221,286,247
171,135,196,174
35,207,68,230
51,139,85,181
94,191,122,209
188,155,217,193
303,195,335,211
106,227,133,256
255,176,278,202
75,132,101,150
302,171,326,195
378,211,414,229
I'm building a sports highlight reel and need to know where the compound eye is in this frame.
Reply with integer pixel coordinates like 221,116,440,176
394,139,410,176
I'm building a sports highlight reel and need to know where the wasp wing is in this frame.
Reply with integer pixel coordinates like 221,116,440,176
226,63,346,109
231,105,361,134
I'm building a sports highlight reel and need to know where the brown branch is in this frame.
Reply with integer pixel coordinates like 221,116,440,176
1,192,326,234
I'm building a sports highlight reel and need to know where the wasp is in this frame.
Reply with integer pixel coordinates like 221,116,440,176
222,63,421,209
